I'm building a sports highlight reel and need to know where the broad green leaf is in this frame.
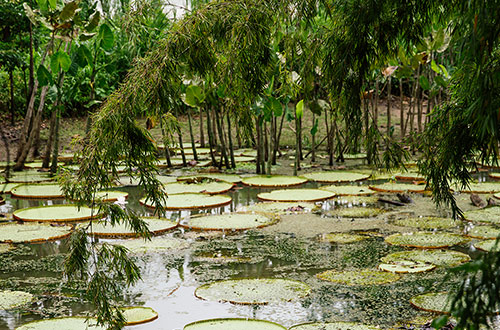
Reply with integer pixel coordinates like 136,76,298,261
98,23,114,50
296,99,304,119
23,4,38,25
191,85,204,103
430,60,441,75
419,75,430,91
216,85,225,98
431,315,449,329
270,98,282,116
59,1,78,21
36,0,48,12
432,29,445,52
77,45,93,67
310,118,318,136
185,85,203,107
48,0,57,10
308,100,322,116
37,65,52,86
50,51,71,73
435,76,448,88
79,32,96,41
398,47,408,66
85,11,100,32
439,64,449,78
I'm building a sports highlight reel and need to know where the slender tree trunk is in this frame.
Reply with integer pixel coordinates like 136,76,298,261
259,121,265,174
177,131,186,167
215,109,229,169
255,117,261,174
186,107,198,161
211,108,218,148
274,106,286,162
374,80,379,129
294,115,301,175
9,70,15,126
387,76,392,136
263,121,269,162
42,110,57,168
31,117,42,158
298,116,303,160
50,104,62,173
236,120,242,149
159,119,172,168
400,78,405,139
267,118,273,174
199,110,205,147
27,22,34,111
226,113,235,168
417,87,423,133
205,107,217,167
311,113,316,162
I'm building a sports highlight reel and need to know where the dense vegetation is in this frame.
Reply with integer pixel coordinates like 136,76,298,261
1,0,499,329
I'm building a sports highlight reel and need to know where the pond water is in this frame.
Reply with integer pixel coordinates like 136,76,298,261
0,167,498,329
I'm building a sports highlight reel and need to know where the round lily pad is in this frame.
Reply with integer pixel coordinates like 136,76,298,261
381,250,471,267
15,317,105,330
257,189,335,202
0,222,73,243
184,318,286,330
13,205,99,222
320,185,373,196
343,153,367,160
460,182,500,193
79,217,178,238
157,175,178,184
242,175,307,187
410,292,451,313
0,290,33,309
0,183,20,193
394,170,425,181
317,269,400,286
0,243,14,253
8,171,53,183
289,321,378,330
392,217,460,230
489,172,500,180
109,236,190,254
180,213,277,231
325,207,385,218
385,232,468,249
94,190,128,202
303,171,370,183
57,153,77,162
10,184,64,199
121,306,158,325
234,156,256,162
241,150,258,157
178,173,242,183
369,182,428,193
140,193,232,210
162,181,234,194
238,202,318,214
467,225,500,239
318,233,370,244
334,195,379,205
464,207,500,224
195,278,311,305
378,260,436,273
474,240,500,252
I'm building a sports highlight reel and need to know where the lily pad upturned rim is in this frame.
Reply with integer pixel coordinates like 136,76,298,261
474,239,500,252
177,173,242,183
0,196,4,205
241,175,308,187
392,217,461,230
381,249,471,267
319,185,373,196
384,232,468,249
15,316,105,330
289,321,379,330
0,290,34,310
12,204,100,222
121,306,158,326
409,292,451,314
183,318,287,330
303,171,370,183
369,182,428,193
180,213,278,231
139,193,232,210
316,269,400,286
0,183,21,193
7,172,54,183
239,201,318,214
10,183,64,199
0,222,73,243
194,278,311,305
162,181,235,194
466,225,500,240
378,261,436,274
80,217,178,238
464,207,500,224
257,189,335,202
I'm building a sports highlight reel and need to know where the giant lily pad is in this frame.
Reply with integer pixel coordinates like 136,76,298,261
459,182,500,193
184,318,286,330
489,172,500,180
194,278,311,305
8,171,53,183
241,150,258,157
157,175,178,184
303,171,370,183
238,202,318,214
79,217,178,238
162,181,234,194
385,232,468,249
395,170,425,181
140,193,232,210
334,195,379,205
317,269,399,286
343,153,367,160
178,173,242,183
320,185,373,196
0,222,73,243
1,183,19,193
0,290,33,309
409,292,451,314
121,306,158,325
381,250,471,267
109,236,190,254
242,175,307,187
474,240,500,252
467,225,500,239
257,189,335,202
378,260,436,274
94,190,128,202
0,243,14,253
234,156,256,162
464,207,500,224
325,207,385,218
393,217,460,230
15,317,105,330
369,182,428,193
318,232,370,244
13,205,98,222
11,184,64,199
289,322,378,330
181,213,277,231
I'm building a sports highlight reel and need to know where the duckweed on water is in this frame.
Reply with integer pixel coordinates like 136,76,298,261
384,232,468,249
381,250,471,267
0,243,14,253
194,278,311,304
183,318,286,330
318,233,370,244
109,236,190,254
289,321,378,330
316,269,400,286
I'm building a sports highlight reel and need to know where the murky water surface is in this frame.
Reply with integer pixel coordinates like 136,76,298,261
0,168,497,329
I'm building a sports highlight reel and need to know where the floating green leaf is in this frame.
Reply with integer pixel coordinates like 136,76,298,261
317,269,400,286
162,181,234,194
257,189,335,202
369,182,428,193
381,249,471,267
121,306,158,325
0,222,72,243
140,193,231,210
0,290,33,310
303,171,370,183
238,202,317,214
474,240,500,252
378,260,436,273
194,278,311,304
178,173,242,183
393,217,460,229
13,205,98,222
109,236,190,254
11,184,63,199
385,232,468,249
79,217,177,238
320,185,373,196
184,318,286,330
325,207,385,218
15,317,105,330
180,213,277,231
410,292,451,314
242,175,307,187
8,171,53,183
289,321,379,330
467,225,500,239
0,243,14,253
464,207,500,224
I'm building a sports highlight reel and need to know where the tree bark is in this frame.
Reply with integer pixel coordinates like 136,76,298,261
400,78,405,139
9,70,15,126
205,107,217,167
214,109,229,169
42,110,57,168
186,107,198,161
226,113,235,168
199,110,205,147
387,76,392,136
